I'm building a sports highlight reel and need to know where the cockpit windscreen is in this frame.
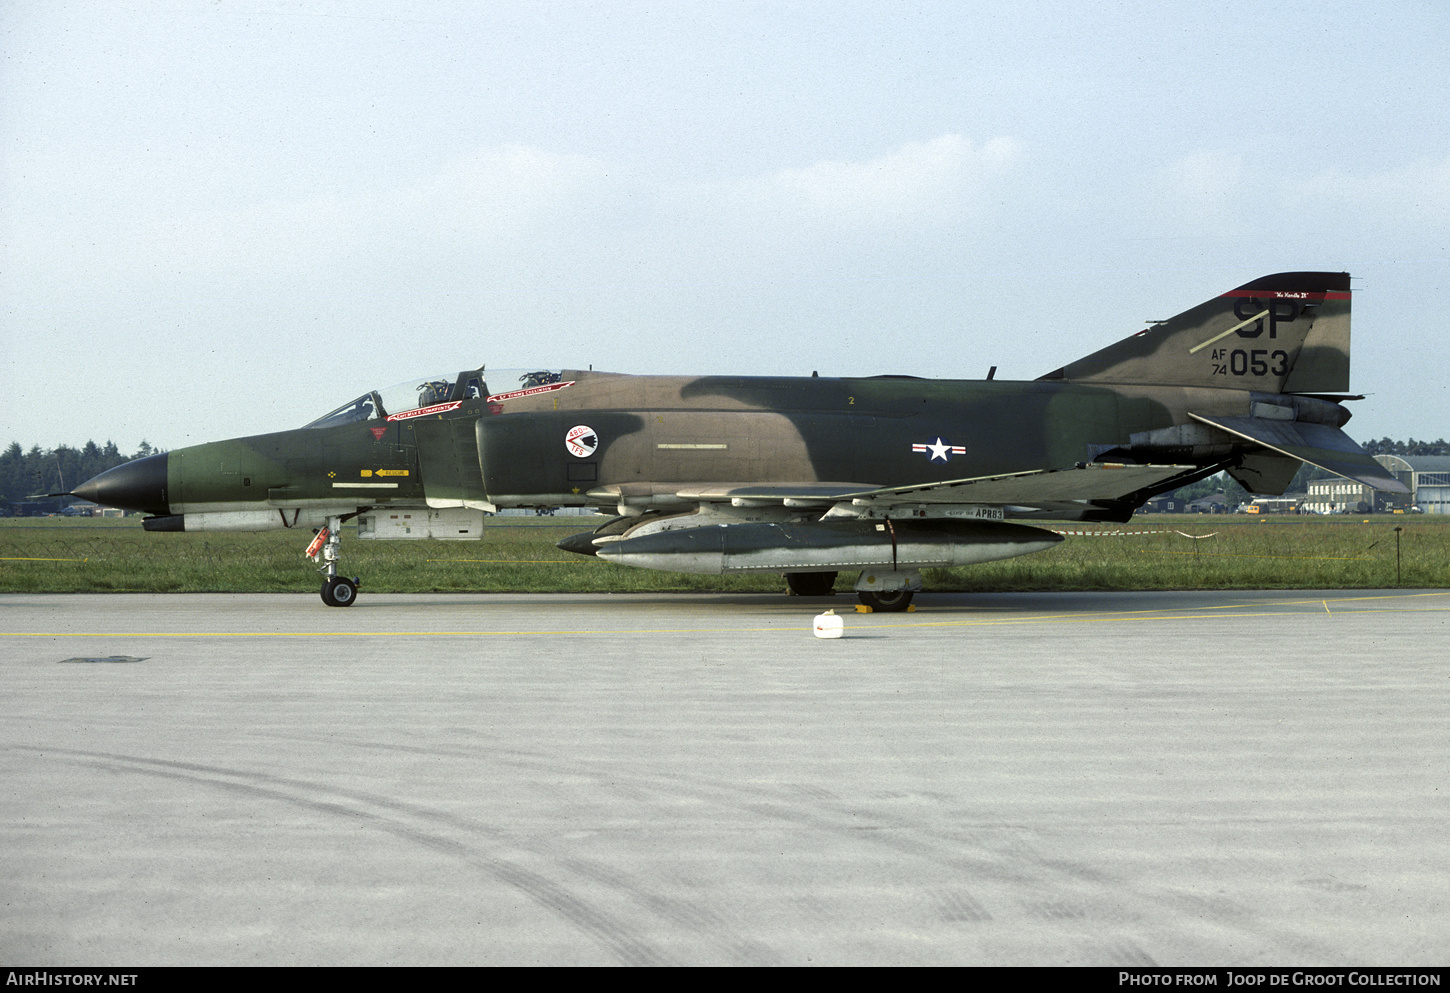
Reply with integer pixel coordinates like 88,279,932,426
303,368,565,429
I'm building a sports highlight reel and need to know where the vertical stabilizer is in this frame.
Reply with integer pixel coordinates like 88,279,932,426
1040,272,1351,394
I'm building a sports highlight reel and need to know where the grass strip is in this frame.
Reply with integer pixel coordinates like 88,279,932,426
2,515,1446,593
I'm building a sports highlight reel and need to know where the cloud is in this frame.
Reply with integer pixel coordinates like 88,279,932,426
1149,150,1251,235
1144,149,1450,240
210,144,614,278
1290,154,1450,229
729,134,1023,226
381,145,612,248
3,144,614,292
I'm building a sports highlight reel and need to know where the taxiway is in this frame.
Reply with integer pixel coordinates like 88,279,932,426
2,590,1447,965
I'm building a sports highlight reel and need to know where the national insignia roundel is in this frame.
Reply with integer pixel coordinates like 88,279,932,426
565,425,598,458
911,437,967,462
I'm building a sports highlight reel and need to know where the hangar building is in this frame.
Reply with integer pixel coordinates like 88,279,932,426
1375,454,1450,515
1301,455,1450,514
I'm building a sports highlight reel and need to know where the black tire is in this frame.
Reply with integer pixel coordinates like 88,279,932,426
785,571,837,596
324,577,358,607
858,589,914,612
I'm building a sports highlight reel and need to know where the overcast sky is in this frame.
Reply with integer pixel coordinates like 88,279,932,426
3,0,1447,452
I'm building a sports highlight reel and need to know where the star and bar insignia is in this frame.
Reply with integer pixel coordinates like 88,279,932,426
912,437,967,463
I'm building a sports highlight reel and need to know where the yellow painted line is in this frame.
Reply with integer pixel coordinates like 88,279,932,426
3,628,804,637
1136,550,1377,561
9,607,1450,638
858,591,1445,621
1218,590,1450,608
424,559,583,563
1,556,89,561
0,614,1394,637
826,605,1450,631
6,592,1446,639
1052,530,1216,537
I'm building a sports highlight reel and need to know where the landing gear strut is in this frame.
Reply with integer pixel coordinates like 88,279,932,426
309,516,360,607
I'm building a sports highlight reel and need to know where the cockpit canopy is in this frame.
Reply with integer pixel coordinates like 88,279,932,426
304,368,566,429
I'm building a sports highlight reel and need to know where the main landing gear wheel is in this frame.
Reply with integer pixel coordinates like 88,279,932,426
786,571,838,596
321,576,359,607
858,589,914,612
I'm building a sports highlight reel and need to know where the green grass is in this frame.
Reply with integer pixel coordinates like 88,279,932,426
1,514,1446,594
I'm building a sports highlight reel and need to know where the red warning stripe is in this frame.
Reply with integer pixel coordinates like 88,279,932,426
1220,290,1350,301
487,381,576,404
386,400,463,422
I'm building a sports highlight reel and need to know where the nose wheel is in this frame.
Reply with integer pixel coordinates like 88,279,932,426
308,516,361,607
321,575,359,607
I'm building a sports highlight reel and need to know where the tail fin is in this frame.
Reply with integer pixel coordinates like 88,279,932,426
1040,272,1351,394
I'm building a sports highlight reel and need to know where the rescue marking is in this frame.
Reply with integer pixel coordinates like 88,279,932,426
565,425,599,458
386,401,463,421
657,443,728,450
487,381,575,404
911,438,966,462
332,482,399,489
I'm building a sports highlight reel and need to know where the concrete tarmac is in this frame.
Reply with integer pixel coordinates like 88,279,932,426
2,589,1447,966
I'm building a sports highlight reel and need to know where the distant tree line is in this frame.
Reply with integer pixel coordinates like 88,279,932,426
1361,437,1450,457
1,440,159,512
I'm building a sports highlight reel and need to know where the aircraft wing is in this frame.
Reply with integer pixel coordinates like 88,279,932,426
587,481,873,510
595,463,1198,516
674,482,875,507
1187,413,1408,493
832,463,1198,508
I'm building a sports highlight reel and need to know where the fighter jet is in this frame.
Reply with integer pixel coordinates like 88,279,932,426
71,271,1405,610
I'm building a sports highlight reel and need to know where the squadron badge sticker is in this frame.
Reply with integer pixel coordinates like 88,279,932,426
912,437,966,463
565,425,599,458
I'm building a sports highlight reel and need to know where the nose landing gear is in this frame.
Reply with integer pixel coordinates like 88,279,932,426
308,517,361,607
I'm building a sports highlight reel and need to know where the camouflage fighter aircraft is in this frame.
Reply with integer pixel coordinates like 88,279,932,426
71,271,1405,610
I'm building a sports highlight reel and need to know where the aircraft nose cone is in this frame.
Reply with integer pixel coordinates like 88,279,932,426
72,453,170,515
